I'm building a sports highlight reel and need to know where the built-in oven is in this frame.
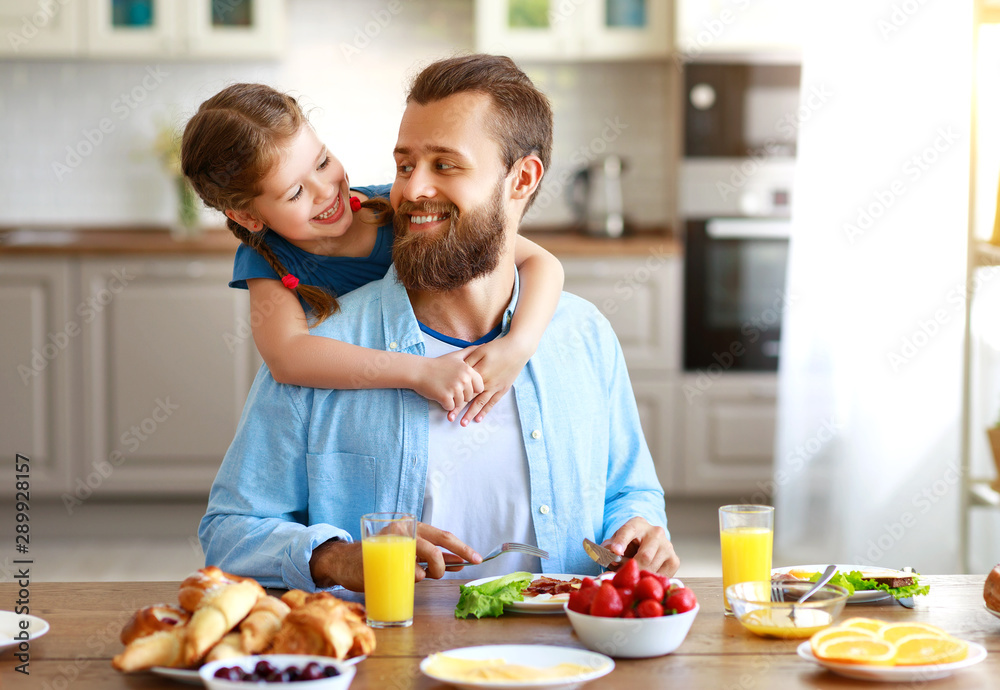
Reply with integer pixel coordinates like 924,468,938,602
682,217,790,372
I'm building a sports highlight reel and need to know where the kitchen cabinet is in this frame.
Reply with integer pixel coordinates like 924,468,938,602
678,373,777,495
0,0,285,60
561,253,681,490
674,0,802,60
0,259,76,496
79,257,260,495
0,251,260,499
476,0,671,61
87,0,285,59
0,0,83,57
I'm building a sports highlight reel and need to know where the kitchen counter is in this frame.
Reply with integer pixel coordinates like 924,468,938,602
0,226,681,257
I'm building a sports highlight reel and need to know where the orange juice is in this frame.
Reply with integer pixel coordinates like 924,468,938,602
362,534,416,625
721,526,773,610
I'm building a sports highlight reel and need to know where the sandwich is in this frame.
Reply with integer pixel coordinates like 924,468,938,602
774,567,930,600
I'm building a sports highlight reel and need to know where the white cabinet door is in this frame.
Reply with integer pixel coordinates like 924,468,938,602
0,259,75,496
675,0,803,59
477,0,671,60
84,0,284,59
0,0,82,56
678,373,777,495
632,376,679,496
561,254,681,370
185,0,285,59
85,0,182,58
79,258,259,496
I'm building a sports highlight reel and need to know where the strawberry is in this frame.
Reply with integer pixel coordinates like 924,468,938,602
664,587,697,614
611,557,640,590
589,581,624,617
635,576,664,602
568,585,598,614
580,577,598,590
622,608,637,618
636,599,664,618
617,587,636,612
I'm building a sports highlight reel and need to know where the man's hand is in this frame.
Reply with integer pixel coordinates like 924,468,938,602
309,523,483,592
415,523,482,580
603,517,680,577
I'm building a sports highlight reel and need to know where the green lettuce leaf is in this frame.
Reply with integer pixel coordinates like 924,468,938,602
454,571,533,619
807,571,856,595
842,570,930,599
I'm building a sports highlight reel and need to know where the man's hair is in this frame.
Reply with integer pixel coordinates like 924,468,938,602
406,54,553,211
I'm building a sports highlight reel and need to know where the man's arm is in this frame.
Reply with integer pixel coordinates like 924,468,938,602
199,371,349,591
599,329,680,576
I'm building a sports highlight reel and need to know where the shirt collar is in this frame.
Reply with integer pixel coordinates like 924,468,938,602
379,265,520,353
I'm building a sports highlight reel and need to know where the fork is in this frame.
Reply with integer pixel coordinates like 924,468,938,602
417,542,549,569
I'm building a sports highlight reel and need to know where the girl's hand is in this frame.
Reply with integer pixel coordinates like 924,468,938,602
450,337,532,426
413,348,484,411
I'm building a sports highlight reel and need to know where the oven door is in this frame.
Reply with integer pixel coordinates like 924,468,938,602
683,218,790,372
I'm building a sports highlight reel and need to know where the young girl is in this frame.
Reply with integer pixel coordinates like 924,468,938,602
181,83,563,425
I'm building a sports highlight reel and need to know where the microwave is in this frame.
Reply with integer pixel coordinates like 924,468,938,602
684,62,801,158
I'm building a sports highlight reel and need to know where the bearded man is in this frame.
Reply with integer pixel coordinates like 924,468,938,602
200,55,678,593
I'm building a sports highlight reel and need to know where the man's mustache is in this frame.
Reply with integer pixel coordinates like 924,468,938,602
395,200,457,218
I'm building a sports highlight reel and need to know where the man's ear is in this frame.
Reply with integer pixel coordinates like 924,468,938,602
509,155,544,201
225,209,264,232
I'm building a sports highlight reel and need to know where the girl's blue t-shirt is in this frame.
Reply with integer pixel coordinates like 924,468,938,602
229,184,393,297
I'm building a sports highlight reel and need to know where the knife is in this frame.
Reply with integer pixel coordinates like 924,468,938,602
583,538,623,570
897,566,916,608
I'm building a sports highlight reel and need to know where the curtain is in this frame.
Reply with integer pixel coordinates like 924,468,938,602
774,1,973,572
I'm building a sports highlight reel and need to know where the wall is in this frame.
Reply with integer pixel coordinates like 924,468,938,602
0,0,675,230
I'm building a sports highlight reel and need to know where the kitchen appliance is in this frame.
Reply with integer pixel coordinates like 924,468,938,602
683,216,790,372
569,155,626,238
684,62,801,158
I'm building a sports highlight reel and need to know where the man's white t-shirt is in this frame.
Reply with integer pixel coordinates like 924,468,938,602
420,330,542,579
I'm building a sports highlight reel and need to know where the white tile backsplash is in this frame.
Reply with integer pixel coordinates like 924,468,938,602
0,0,674,229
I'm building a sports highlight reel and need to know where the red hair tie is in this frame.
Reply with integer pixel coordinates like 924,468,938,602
281,274,300,290
349,196,362,212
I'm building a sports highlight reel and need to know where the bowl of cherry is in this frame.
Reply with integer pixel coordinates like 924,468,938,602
199,655,355,689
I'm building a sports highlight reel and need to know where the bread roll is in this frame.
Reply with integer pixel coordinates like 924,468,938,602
178,566,256,612
183,579,264,665
270,592,375,660
111,629,187,671
240,595,291,653
985,564,1000,611
119,604,190,645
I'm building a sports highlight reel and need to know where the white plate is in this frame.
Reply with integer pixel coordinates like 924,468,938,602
986,604,1000,620
464,574,598,614
771,564,911,603
420,644,614,690
0,611,50,652
796,640,987,682
151,655,366,684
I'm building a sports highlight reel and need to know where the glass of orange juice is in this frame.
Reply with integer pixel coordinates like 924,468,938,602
361,512,417,628
720,504,774,615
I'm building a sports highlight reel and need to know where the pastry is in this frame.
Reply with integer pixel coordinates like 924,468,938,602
270,592,375,660
119,604,190,645
183,579,264,665
240,594,291,653
204,632,246,663
111,629,187,671
986,564,1000,611
178,565,256,612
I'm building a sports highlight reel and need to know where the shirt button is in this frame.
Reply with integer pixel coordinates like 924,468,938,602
389,341,398,350
539,505,550,515
531,429,541,439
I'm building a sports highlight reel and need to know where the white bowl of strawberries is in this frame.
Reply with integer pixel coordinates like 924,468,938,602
564,559,699,658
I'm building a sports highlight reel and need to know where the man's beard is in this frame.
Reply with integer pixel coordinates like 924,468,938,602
392,178,508,292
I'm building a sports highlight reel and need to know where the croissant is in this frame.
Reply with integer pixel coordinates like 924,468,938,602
270,592,375,660
119,604,190,645
183,579,264,665
111,629,187,671
281,589,311,610
986,564,1000,611
178,566,255,612
240,595,291,653
204,632,246,663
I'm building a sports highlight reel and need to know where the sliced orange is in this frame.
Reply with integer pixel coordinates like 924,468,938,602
839,617,888,634
878,622,950,644
814,637,896,665
809,627,878,655
892,635,969,666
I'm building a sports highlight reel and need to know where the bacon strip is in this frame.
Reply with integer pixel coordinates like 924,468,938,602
523,576,584,597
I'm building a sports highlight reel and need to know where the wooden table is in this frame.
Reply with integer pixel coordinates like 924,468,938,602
2,576,998,688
